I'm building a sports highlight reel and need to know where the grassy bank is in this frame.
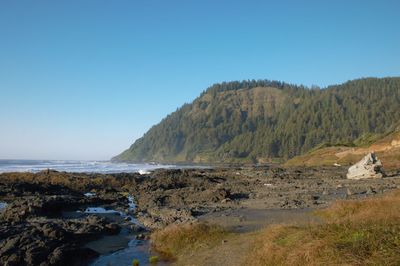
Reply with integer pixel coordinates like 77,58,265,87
247,190,400,265
150,190,400,265
150,222,228,261
285,130,400,169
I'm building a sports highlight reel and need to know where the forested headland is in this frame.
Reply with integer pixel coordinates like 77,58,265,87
113,77,400,163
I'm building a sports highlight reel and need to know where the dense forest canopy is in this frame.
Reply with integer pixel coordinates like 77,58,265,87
113,77,400,163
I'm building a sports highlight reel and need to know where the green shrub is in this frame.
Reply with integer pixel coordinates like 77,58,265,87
149,255,159,264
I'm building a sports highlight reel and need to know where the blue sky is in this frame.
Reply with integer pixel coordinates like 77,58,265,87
0,0,399,160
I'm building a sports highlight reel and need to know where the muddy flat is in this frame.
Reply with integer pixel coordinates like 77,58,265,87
199,207,318,233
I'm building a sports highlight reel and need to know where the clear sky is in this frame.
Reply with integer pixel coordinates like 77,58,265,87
0,0,399,160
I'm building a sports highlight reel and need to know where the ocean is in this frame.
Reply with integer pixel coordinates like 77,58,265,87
0,159,177,174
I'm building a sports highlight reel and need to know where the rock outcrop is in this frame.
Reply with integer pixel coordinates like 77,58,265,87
347,153,384,180
0,216,120,266
0,184,126,266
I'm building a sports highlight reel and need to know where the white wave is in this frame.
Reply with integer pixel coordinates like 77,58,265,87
0,160,179,174
138,169,151,175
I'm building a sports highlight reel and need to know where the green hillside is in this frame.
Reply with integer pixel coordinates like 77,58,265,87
113,77,400,163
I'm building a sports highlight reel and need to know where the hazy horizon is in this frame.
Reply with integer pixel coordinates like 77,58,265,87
1,0,399,160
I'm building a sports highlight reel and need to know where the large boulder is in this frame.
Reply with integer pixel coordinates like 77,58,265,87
347,152,385,180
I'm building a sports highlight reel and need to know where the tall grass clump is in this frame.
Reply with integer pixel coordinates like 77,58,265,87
246,190,400,266
148,255,159,264
150,222,227,260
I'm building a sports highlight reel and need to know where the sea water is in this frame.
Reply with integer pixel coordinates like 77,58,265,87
0,160,175,174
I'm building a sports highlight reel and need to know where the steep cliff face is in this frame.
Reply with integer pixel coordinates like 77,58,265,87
114,77,400,163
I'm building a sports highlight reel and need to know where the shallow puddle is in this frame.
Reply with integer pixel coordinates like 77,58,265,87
0,202,7,211
85,196,164,265
90,239,157,266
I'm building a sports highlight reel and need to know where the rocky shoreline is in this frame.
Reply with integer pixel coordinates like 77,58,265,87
0,183,132,265
131,166,400,229
1,166,400,265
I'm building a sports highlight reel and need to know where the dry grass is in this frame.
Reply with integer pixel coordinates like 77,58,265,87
246,190,400,266
285,129,400,169
150,222,228,261
285,146,344,167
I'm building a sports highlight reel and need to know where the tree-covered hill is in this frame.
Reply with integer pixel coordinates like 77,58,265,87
113,77,400,163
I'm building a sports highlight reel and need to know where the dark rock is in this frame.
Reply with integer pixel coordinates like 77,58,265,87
211,188,231,203
136,234,146,240
311,195,320,200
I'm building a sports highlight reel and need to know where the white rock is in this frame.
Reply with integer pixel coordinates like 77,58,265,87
346,152,384,180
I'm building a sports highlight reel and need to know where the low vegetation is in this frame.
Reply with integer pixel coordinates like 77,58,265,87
285,128,400,169
148,256,159,264
246,190,400,265
150,222,228,261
